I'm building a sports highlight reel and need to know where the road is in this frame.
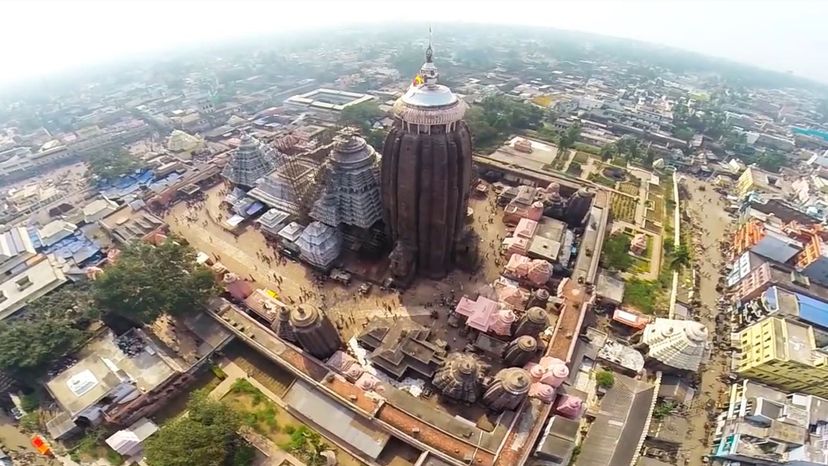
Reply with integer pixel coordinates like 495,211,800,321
678,175,733,466
0,413,61,465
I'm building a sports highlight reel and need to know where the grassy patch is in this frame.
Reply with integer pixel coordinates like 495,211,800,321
610,156,629,167
566,161,582,177
601,233,633,272
618,181,640,196
223,380,353,466
152,368,220,424
573,142,601,155
573,151,590,164
19,412,40,432
623,278,660,313
588,172,617,188
631,258,650,275
610,193,638,223
70,429,123,465
227,379,278,433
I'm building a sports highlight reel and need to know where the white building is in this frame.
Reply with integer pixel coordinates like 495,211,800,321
44,329,178,439
713,380,828,465
37,220,77,248
0,227,36,277
0,254,67,320
296,221,341,269
82,198,119,224
310,131,382,230
641,318,710,371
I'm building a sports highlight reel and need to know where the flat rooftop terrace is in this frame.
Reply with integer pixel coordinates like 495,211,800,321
485,136,560,173
285,88,375,111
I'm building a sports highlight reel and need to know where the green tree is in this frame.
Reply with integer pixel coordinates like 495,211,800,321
364,128,388,152
465,106,501,149
653,400,676,420
754,150,788,173
672,126,694,142
145,392,248,466
558,123,581,151
0,319,85,376
601,233,633,272
616,136,642,162
338,101,383,133
93,236,219,324
27,283,100,327
0,284,102,377
600,143,618,161
723,131,747,151
282,425,329,466
595,370,615,389
86,149,142,181
644,148,656,166
465,95,545,150
670,245,692,271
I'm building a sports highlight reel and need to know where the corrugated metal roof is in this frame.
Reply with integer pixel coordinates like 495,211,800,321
797,292,828,329
283,380,390,459
577,374,655,466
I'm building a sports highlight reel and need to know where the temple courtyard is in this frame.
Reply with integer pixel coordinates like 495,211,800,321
165,183,512,343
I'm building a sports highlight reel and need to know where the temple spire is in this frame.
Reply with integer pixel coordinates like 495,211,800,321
426,26,433,63
420,26,438,87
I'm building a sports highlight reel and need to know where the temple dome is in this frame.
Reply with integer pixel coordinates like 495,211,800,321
400,84,458,108
642,318,710,371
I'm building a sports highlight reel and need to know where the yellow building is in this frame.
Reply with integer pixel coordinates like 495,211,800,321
735,317,828,397
736,167,783,198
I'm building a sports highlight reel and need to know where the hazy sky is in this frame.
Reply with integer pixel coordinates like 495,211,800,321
3,0,827,87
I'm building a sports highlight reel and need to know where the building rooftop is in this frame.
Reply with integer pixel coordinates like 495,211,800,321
285,88,374,112
357,318,447,380
527,237,561,263
99,206,165,245
256,208,290,230
763,285,828,330
596,271,625,304
484,137,559,173
37,220,77,248
778,318,815,365
283,380,390,459
717,380,828,464
0,227,35,263
82,198,119,221
45,330,177,417
642,318,710,371
597,339,645,373
0,254,67,320
534,415,579,463
247,156,317,216
578,373,656,466
647,413,688,445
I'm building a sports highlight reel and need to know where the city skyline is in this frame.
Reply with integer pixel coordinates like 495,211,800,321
2,0,828,89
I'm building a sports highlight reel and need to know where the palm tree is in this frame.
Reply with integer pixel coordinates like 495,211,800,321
670,245,692,271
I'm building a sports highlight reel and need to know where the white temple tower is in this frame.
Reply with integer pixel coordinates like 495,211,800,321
642,318,709,371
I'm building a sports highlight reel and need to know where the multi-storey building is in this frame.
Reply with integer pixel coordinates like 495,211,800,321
734,317,828,398
737,167,786,198
713,380,828,465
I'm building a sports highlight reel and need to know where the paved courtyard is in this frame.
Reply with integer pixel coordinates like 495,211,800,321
166,183,509,342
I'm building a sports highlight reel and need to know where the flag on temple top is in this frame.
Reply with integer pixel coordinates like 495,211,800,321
413,74,425,86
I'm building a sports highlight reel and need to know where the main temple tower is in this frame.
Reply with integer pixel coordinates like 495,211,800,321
381,35,473,280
